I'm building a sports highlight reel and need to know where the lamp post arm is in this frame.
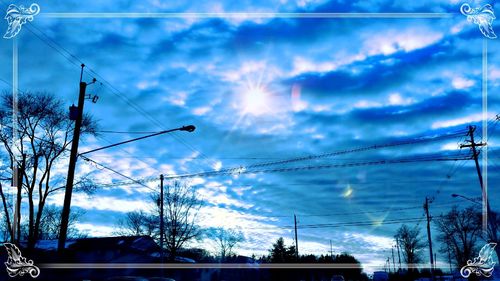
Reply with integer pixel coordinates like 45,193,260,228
79,125,195,156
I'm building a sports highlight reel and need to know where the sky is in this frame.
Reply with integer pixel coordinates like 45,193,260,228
0,0,499,273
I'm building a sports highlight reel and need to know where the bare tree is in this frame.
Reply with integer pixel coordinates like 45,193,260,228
0,181,13,241
394,224,426,270
436,206,482,267
116,181,202,261
115,210,157,237
157,181,202,261
36,204,87,240
0,91,97,249
207,227,244,261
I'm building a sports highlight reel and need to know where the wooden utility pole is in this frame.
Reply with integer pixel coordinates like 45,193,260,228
460,125,499,260
396,238,401,271
330,239,333,258
58,64,93,252
424,197,435,280
460,126,490,230
392,246,396,273
294,214,299,259
160,174,164,263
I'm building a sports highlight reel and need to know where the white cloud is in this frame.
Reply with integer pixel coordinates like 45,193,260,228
344,232,394,251
452,76,475,89
431,113,494,129
361,28,443,57
192,106,212,116
441,142,460,151
354,100,382,109
163,91,187,107
76,223,115,237
388,93,414,106
48,193,150,213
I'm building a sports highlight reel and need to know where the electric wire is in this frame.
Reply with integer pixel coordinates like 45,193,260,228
17,16,215,170
79,155,155,191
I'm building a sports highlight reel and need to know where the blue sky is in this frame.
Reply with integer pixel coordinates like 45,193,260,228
0,0,499,272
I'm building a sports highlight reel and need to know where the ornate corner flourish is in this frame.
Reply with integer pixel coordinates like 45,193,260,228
460,3,497,39
3,243,40,278
3,3,40,39
460,242,497,278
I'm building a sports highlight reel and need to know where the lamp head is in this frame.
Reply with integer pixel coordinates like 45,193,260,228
180,125,196,132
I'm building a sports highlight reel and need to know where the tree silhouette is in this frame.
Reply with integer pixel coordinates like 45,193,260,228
436,206,482,267
268,237,296,263
116,180,202,261
0,91,97,249
394,224,426,270
207,227,244,261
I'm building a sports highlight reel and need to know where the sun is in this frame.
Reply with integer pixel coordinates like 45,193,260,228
242,86,271,116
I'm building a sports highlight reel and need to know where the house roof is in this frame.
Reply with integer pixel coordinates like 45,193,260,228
67,235,160,253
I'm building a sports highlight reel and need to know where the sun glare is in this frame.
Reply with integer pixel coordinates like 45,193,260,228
242,87,271,116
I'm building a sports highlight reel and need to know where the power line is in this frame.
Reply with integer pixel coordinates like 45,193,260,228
161,152,472,180
92,134,163,175
238,202,459,219
0,123,155,192
79,155,155,192
278,202,461,218
213,130,468,173
16,16,215,170
245,216,438,230
162,132,470,180
95,151,472,187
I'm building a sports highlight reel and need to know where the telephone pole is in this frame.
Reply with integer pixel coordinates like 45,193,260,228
396,238,401,271
392,246,396,273
460,125,499,260
330,239,333,258
424,197,435,280
294,214,299,259
460,125,491,231
58,64,96,252
159,174,164,263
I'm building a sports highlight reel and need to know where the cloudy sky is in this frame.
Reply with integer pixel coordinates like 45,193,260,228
1,0,499,272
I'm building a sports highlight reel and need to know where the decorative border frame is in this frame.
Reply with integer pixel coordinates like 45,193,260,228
1,1,496,276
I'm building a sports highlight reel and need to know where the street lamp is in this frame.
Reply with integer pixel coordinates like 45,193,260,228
58,124,196,252
79,125,196,156
451,194,481,206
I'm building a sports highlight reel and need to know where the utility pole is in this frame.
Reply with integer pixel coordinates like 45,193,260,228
294,214,299,260
424,197,435,280
58,64,95,252
460,126,492,232
396,238,401,271
460,125,499,260
159,174,164,263
330,239,333,259
392,246,396,273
